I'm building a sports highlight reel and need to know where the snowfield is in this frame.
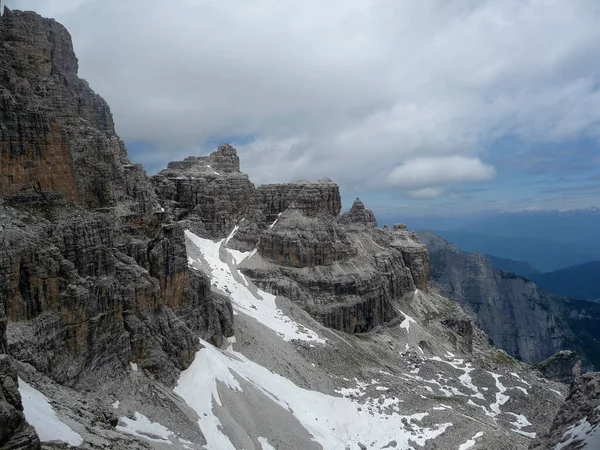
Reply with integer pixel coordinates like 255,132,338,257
19,378,83,446
175,339,452,450
116,412,175,444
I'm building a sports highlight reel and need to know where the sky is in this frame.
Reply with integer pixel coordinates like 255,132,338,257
4,0,600,217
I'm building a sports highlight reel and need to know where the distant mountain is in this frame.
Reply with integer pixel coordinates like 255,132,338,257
529,262,600,301
418,230,600,369
385,208,600,272
427,229,596,272
485,254,540,278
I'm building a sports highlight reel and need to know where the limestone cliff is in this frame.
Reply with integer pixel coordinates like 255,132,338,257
0,8,233,397
153,152,430,334
419,230,600,368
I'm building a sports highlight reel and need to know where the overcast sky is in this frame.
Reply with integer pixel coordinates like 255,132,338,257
5,0,600,216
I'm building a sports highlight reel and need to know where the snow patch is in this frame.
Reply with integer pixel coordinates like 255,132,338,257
269,212,282,229
258,437,277,450
507,412,536,438
224,220,243,244
458,431,484,449
399,310,416,331
429,357,485,400
554,416,600,450
116,412,174,444
206,164,220,175
488,372,509,416
185,230,324,343
19,378,84,446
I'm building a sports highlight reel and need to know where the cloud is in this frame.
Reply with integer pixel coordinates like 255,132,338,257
386,157,496,192
4,0,600,210
408,187,446,199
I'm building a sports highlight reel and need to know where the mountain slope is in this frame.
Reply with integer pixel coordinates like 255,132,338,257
419,231,600,369
529,261,600,301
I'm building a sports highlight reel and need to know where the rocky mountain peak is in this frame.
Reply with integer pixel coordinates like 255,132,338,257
1,8,233,400
340,197,377,227
0,8,156,212
209,143,241,172
0,8,78,79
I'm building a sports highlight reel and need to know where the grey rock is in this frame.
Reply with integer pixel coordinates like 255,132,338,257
243,216,428,333
419,230,600,367
340,198,377,227
0,9,157,213
253,178,342,220
153,140,429,334
0,355,40,449
536,350,581,383
152,145,256,240
257,205,357,268
0,9,233,389
530,372,600,449
152,147,425,333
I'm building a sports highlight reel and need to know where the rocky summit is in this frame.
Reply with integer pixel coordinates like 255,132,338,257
0,7,597,450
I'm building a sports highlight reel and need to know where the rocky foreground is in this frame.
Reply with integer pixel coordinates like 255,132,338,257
0,7,598,450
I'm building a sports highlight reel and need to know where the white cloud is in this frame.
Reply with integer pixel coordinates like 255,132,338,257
5,0,600,203
387,156,496,191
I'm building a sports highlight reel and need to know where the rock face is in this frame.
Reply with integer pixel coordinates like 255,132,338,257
0,356,40,449
0,8,233,394
0,8,155,211
154,152,429,334
152,144,256,239
530,372,600,449
419,230,600,367
340,198,377,227
536,350,582,383
254,179,342,220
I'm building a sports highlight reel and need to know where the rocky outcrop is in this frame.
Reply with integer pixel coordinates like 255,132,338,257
152,145,255,239
419,230,600,367
530,372,600,449
340,198,377,227
253,179,342,220
0,8,157,213
0,355,40,449
257,205,357,268
153,143,429,334
242,219,429,333
0,8,233,389
536,351,582,383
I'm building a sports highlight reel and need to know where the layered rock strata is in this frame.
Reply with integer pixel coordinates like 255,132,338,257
154,151,430,334
0,7,233,397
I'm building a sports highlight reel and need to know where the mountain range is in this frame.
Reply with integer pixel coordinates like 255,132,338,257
529,261,600,302
380,208,600,272
0,7,598,450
